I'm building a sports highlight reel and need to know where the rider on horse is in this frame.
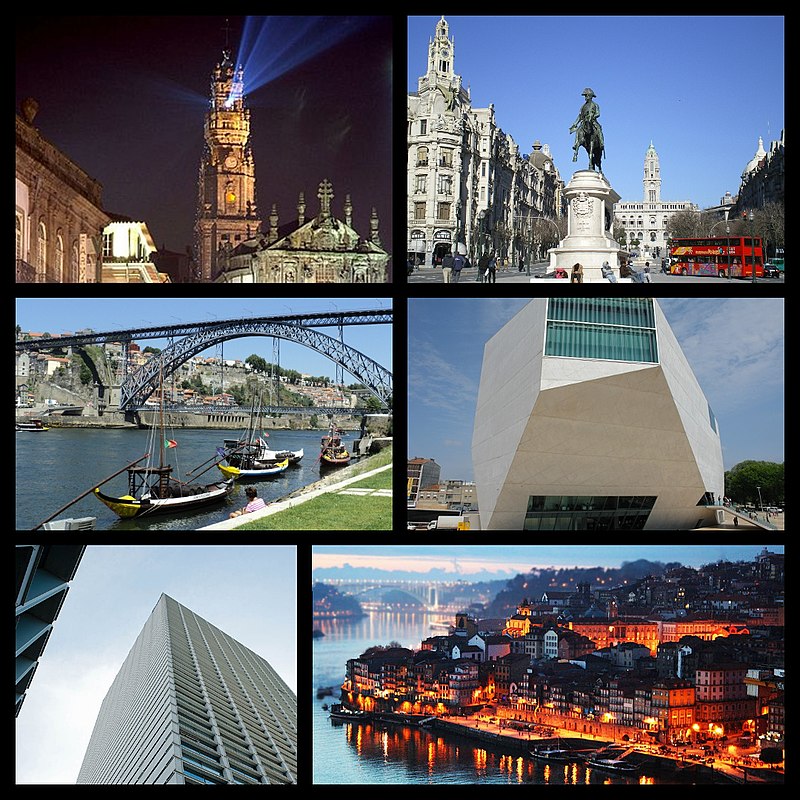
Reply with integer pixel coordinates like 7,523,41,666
570,88,605,171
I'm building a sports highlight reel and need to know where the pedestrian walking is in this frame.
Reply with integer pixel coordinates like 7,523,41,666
477,251,489,283
571,262,584,283
601,261,617,283
518,256,524,273
643,261,652,282
487,251,497,284
452,251,465,283
441,250,454,283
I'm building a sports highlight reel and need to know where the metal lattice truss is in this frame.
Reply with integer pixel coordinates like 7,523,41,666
120,320,392,410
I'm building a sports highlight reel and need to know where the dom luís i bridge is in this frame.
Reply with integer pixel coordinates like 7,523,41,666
321,579,474,614
15,308,392,422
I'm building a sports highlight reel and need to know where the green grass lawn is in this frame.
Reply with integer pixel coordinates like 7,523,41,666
234,447,392,530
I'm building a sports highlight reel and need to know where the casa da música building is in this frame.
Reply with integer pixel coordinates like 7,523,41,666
472,298,724,531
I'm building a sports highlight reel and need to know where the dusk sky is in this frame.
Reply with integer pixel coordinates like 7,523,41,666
409,298,784,480
16,15,392,257
312,545,784,578
408,15,784,209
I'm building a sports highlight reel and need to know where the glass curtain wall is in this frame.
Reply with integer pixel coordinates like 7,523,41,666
545,299,658,363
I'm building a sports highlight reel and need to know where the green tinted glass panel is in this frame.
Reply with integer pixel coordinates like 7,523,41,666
547,298,655,328
545,321,658,362
545,298,658,363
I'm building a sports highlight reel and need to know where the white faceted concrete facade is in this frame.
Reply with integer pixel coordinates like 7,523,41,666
471,299,724,530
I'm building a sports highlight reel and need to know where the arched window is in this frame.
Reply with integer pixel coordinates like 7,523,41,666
15,214,23,261
417,146,428,167
37,221,47,278
55,234,64,282
71,242,79,283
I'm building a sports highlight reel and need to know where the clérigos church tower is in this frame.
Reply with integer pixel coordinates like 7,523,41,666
195,37,261,282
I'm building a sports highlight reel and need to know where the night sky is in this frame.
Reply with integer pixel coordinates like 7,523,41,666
15,15,393,261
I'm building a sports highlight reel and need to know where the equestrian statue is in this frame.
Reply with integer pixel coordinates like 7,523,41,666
569,88,605,172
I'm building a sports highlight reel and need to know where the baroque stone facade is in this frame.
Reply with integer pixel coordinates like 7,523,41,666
407,16,564,268
734,131,785,214
15,99,109,283
213,179,388,283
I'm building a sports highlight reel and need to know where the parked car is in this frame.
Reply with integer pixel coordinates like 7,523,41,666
763,262,780,278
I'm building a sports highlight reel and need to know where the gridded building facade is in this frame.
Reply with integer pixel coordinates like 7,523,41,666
77,594,296,784
16,544,85,717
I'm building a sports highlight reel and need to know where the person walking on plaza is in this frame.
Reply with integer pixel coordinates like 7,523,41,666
452,251,465,283
487,251,497,284
441,250,454,283
477,251,489,283
571,262,584,283
643,261,652,282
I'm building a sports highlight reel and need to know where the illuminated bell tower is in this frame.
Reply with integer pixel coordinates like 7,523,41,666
195,47,262,282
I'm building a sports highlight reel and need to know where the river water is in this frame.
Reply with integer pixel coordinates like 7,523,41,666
312,612,703,785
17,427,335,530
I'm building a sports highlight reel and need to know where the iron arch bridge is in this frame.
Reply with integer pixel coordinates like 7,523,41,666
328,580,442,611
15,310,392,412
121,319,391,411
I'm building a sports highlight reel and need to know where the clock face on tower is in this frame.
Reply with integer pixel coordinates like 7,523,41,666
225,155,238,169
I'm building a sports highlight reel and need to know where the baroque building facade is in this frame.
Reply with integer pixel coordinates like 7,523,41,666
214,179,388,283
195,49,262,282
407,17,564,269
734,131,785,214
15,99,109,283
613,142,698,262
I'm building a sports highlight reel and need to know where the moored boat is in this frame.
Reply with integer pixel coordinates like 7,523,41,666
319,422,350,468
530,747,573,762
16,418,49,432
585,756,640,773
217,457,289,480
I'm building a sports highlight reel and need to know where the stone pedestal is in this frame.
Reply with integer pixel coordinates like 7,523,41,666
548,170,621,283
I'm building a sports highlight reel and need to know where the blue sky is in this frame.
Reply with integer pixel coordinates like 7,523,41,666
313,545,783,577
408,298,784,479
408,16,784,208
16,545,296,784
15,297,392,381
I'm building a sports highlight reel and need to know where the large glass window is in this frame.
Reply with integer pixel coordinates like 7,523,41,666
524,495,656,530
545,299,658,363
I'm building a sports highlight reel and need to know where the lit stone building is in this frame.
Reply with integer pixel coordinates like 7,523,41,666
101,220,171,283
214,180,389,284
196,46,388,284
471,298,724,531
77,594,296,785
407,16,564,267
15,99,109,283
613,142,698,262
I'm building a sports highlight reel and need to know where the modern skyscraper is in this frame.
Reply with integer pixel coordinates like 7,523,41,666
16,544,85,717
77,594,296,784
472,298,724,530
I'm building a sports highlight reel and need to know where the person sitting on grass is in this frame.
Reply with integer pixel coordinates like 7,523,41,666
230,486,266,518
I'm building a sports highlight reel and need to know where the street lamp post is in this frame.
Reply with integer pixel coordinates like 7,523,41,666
756,485,763,513
749,210,757,284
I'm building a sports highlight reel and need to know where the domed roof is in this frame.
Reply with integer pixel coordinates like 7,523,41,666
529,140,553,170
742,136,766,178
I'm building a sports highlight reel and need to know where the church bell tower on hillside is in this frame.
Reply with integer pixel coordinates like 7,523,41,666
195,37,262,282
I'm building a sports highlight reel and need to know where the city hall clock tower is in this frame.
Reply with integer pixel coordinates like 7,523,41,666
195,47,262,281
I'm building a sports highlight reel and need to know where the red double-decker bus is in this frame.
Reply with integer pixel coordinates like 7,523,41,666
669,237,763,278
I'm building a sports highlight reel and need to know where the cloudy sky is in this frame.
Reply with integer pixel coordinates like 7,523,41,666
408,298,784,481
16,545,296,784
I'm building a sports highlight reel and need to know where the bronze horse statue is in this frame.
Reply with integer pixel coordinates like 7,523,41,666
570,88,605,172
